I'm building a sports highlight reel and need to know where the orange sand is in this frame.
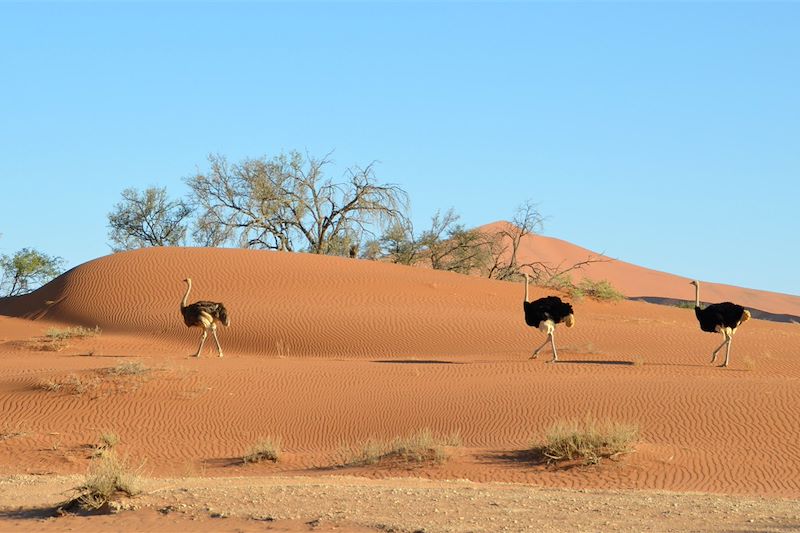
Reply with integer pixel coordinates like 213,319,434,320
1,247,799,502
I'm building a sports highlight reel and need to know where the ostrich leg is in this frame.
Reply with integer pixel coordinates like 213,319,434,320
530,337,551,359
211,325,224,358
721,335,733,368
710,334,728,363
194,329,208,357
548,332,559,363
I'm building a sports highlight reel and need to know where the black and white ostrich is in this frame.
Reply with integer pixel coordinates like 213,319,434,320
690,280,750,367
180,278,230,358
523,273,575,362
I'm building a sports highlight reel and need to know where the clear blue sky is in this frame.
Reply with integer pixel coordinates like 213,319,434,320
1,2,797,296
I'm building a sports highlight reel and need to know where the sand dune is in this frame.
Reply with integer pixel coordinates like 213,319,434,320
0,246,799,513
479,221,800,318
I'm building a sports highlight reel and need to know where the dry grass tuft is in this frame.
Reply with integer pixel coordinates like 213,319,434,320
46,325,102,341
34,325,101,351
0,421,28,441
97,432,120,452
242,436,282,464
344,429,460,466
60,450,140,513
536,416,638,466
104,362,150,377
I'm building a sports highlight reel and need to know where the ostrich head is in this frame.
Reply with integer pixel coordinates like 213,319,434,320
565,314,576,328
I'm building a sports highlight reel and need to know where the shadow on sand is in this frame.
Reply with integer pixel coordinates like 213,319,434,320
371,359,464,365
552,359,635,366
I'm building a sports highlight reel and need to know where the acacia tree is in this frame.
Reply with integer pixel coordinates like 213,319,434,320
0,248,64,296
377,209,491,273
418,209,491,273
186,151,409,254
107,187,191,251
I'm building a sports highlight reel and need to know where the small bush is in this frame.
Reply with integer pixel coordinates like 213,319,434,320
243,436,282,464
98,432,120,451
105,362,149,376
46,326,101,341
538,416,638,466
571,278,624,302
61,450,140,512
346,429,459,466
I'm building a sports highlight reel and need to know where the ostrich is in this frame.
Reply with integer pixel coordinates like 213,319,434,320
180,278,230,357
690,280,750,367
523,273,575,362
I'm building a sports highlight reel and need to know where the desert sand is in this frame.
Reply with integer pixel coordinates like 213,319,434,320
1,246,799,531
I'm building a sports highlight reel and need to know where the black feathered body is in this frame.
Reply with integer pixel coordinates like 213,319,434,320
181,301,230,328
524,296,574,329
694,302,747,333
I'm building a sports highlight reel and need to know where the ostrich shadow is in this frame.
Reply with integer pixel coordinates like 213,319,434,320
550,359,635,366
371,359,464,365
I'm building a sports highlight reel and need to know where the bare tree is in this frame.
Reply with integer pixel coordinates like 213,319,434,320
484,201,545,280
107,187,191,251
186,151,409,254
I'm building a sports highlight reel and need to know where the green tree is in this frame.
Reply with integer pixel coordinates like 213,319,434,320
107,187,191,251
0,248,65,296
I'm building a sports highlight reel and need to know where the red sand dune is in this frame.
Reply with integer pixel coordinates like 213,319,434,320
479,221,800,318
0,246,799,504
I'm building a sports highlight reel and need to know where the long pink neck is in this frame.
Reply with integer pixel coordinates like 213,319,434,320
182,280,192,308
694,282,701,307
524,276,530,303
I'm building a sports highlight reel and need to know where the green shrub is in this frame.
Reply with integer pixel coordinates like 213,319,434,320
571,278,624,302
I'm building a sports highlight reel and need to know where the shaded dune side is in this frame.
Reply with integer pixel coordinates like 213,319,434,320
0,247,545,358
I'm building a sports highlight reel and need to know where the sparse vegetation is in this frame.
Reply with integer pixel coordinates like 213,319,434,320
46,325,101,342
104,361,149,376
33,326,101,352
0,421,27,441
97,432,120,452
344,429,461,466
60,450,140,512
536,416,638,466
242,436,282,464
37,362,152,397
569,278,625,302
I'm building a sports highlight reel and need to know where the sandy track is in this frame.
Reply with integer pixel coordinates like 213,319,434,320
2,474,800,533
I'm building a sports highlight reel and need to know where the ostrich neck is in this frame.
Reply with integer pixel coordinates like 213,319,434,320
182,280,192,309
694,283,701,308
524,277,529,303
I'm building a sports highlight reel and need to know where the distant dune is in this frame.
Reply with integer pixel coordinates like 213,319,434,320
479,221,800,319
